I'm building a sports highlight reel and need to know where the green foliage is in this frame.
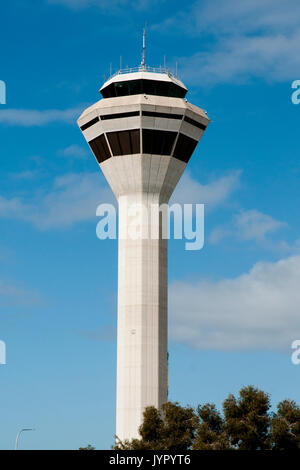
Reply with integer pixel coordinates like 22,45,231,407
160,402,198,451
114,407,164,450
271,399,300,450
113,386,300,451
114,402,197,451
193,404,229,450
223,385,271,450
78,444,96,450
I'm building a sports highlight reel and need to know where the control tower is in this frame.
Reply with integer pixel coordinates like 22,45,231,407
77,43,209,441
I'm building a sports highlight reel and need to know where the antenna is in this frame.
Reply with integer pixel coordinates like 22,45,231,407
141,27,146,68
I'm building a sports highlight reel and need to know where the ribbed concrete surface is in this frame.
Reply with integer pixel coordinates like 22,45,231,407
101,155,186,441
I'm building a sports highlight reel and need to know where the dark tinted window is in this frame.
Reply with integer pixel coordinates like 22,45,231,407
107,129,140,156
89,134,111,164
173,134,198,163
142,129,177,155
80,117,99,131
143,80,156,95
142,111,183,120
115,81,129,97
184,115,206,130
128,80,143,95
107,132,121,155
101,79,186,99
101,111,139,120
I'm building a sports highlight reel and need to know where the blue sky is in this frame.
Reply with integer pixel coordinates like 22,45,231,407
0,0,300,450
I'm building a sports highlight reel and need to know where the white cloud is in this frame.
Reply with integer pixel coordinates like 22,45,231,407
169,254,300,352
155,0,300,37
0,279,40,307
180,32,300,85
0,170,238,229
154,0,300,85
186,0,300,35
0,172,114,229
10,170,41,181
210,209,287,244
0,107,82,126
57,144,88,160
235,210,287,241
171,170,241,209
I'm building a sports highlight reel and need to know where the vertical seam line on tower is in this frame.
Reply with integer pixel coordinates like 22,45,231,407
170,113,185,158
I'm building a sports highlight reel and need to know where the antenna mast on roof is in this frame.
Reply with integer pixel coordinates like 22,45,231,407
141,27,146,69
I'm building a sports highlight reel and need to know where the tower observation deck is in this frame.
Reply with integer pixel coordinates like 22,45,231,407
77,63,209,442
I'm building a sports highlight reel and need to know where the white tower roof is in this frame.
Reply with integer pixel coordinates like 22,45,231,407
100,69,187,94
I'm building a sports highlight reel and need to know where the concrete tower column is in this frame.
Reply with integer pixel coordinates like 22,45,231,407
116,192,168,441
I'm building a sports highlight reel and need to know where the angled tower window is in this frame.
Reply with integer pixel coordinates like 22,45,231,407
101,79,187,99
128,80,142,95
89,134,111,163
119,131,132,155
129,129,140,154
115,81,129,97
143,79,156,95
107,132,121,155
173,134,198,163
107,129,140,156
142,129,177,155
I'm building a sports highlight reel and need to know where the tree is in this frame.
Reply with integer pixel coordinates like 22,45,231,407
223,385,271,450
114,402,198,451
193,404,230,450
78,444,96,450
113,386,300,451
271,400,300,450
114,406,164,450
160,402,198,451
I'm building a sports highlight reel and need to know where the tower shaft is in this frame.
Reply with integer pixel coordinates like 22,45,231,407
117,193,167,441
100,152,186,440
